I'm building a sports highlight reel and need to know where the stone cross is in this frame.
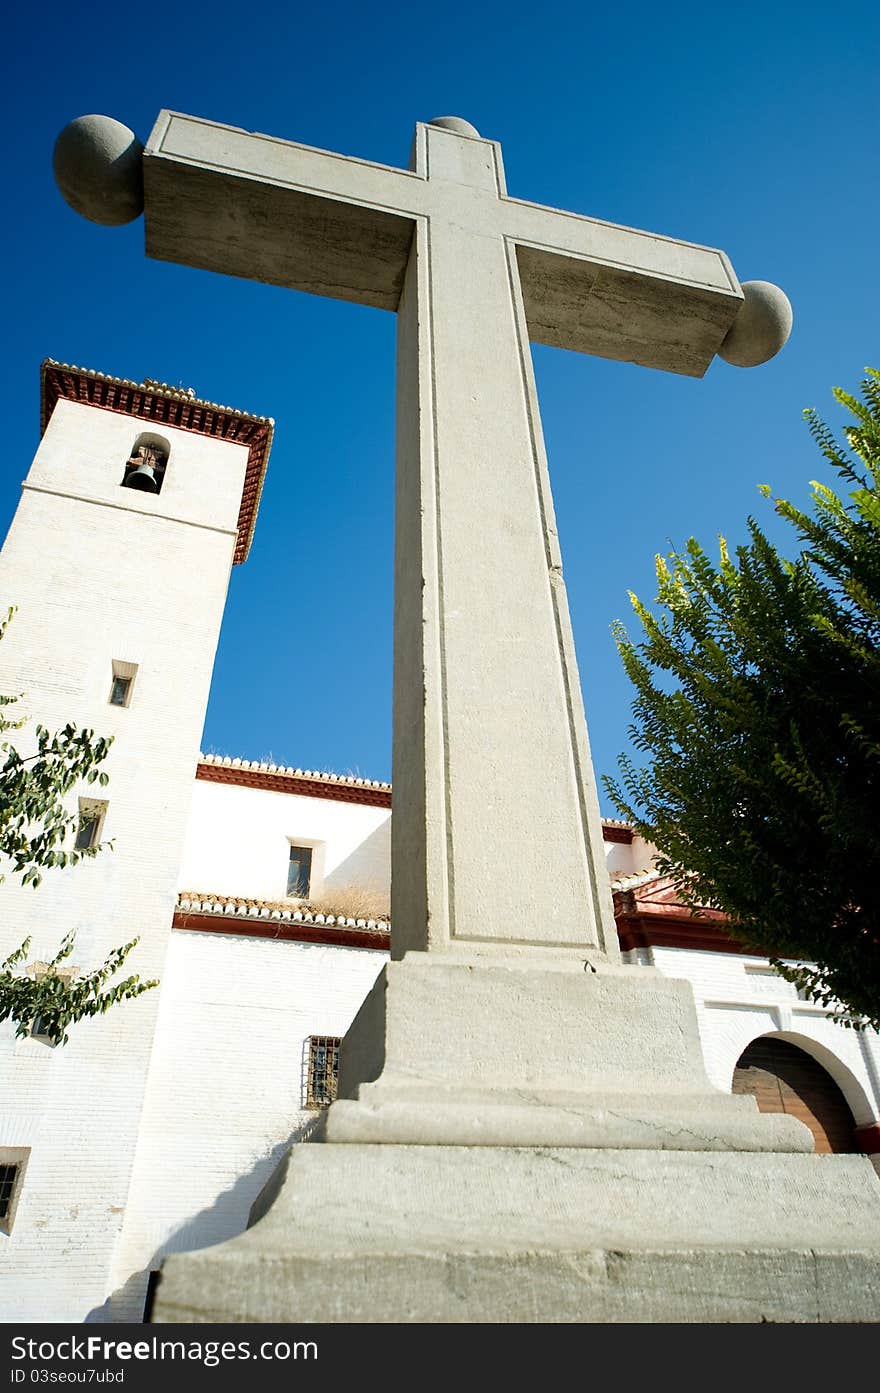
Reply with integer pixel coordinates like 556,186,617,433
56,118,880,1337
54,111,791,966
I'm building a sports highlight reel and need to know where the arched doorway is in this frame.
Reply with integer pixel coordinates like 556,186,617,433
732,1036,857,1154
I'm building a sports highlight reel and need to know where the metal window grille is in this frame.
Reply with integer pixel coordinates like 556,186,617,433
0,1165,18,1221
307,1035,340,1108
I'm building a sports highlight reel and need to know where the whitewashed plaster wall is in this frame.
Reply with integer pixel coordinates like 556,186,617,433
603,832,657,878
0,400,249,1322
623,945,880,1136
176,780,646,905
177,779,391,903
114,929,387,1293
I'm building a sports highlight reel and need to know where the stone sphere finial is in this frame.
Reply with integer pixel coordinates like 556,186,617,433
718,280,793,368
53,115,145,226
428,116,481,138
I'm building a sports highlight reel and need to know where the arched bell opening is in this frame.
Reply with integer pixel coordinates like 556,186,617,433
732,1035,859,1154
121,432,170,495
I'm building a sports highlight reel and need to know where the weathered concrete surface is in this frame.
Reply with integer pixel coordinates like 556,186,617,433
153,1145,880,1323
152,952,880,1323
321,956,809,1151
141,112,743,376
54,115,144,226
718,279,793,366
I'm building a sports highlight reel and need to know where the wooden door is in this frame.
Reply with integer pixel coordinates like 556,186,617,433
732,1037,856,1154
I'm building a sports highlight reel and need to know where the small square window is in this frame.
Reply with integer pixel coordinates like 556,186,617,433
108,660,137,708
0,1152,28,1234
30,1015,57,1045
306,1036,340,1109
287,845,313,898
74,800,107,853
75,812,99,851
110,677,131,707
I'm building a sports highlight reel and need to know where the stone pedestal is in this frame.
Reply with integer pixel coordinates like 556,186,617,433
153,957,880,1323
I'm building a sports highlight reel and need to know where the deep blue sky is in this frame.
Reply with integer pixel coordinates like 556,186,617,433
2,3,878,806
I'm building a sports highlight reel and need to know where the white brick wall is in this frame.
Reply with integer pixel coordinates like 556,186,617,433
114,929,386,1282
0,401,248,1321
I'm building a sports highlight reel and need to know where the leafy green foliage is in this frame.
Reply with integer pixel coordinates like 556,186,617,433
0,607,158,1043
0,933,157,1046
605,370,880,1030
0,608,113,889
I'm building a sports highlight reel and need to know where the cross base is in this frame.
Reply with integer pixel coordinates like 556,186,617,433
151,958,880,1323
152,1145,880,1323
316,955,810,1152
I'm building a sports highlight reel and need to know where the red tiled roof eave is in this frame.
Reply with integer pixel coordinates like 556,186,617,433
195,760,393,807
615,910,748,955
172,909,390,952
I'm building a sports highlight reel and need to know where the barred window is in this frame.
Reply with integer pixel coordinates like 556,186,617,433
306,1035,340,1109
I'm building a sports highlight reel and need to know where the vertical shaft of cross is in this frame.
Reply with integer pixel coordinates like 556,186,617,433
391,123,618,961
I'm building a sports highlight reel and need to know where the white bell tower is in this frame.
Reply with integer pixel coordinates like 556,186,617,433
0,360,272,1321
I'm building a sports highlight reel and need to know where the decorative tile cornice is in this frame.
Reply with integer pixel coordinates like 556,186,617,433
610,868,663,893
197,754,392,807
600,818,634,845
174,892,390,952
40,359,274,564
177,891,389,932
611,871,745,954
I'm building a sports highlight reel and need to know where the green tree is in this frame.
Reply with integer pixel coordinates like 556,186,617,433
605,369,880,1030
0,607,157,1043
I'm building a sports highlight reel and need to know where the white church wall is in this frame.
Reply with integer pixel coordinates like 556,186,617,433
114,928,387,1290
178,778,391,904
0,398,251,1321
602,832,656,879
646,945,880,1126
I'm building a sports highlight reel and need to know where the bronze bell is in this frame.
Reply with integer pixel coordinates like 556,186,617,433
123,463,159,492
122,446,162,493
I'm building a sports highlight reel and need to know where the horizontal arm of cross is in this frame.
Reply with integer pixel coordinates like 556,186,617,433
505,197,742,376
143,111,742,375
143,111,428,311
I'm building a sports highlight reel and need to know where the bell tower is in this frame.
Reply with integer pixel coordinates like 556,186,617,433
0,360,272,1321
